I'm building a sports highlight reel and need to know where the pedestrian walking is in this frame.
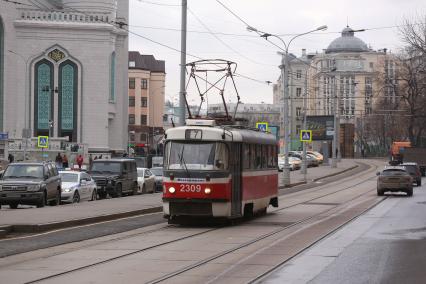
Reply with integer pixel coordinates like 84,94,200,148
62,154,69,168
76,154,83,170
55,153,63,169
8,153,14,163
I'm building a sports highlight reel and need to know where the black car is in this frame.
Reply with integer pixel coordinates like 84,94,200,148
0,161,62,208
89,159,138,199
401,163,422,186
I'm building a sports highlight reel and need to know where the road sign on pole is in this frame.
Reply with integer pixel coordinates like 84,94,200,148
37,136,49,148
256,122,269,132
300,130,312,142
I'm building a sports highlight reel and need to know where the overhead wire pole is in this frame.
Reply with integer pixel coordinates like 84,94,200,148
247,25,327,186
301,70,308,180
179,0,187,125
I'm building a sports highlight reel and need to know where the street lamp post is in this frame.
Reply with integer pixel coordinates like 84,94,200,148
247,25,327,186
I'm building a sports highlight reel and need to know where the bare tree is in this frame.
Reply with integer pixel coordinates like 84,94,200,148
398,17,426,145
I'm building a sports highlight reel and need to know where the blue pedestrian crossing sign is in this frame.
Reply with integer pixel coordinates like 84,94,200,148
300,130,312,142
37,136,49,148
256,122,269,132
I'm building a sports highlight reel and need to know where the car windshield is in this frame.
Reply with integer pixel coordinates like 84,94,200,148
150,168,163,176
60,173,79,182
3,165,44,179
382,169,407,176
165,141,228,171
90,162,121,173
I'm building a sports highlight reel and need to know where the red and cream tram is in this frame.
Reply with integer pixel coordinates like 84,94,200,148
162,119,278,222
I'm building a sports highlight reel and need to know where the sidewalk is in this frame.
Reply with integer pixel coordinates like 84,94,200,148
0,159,360,235
278,159,359,188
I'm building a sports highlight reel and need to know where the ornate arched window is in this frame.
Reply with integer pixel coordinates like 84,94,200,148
59,60,78,142
110,51,116,102
34,59,54,137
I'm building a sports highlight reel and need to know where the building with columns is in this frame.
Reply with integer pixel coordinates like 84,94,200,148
273,26,398,157
308,26,397,157
0,0,129,157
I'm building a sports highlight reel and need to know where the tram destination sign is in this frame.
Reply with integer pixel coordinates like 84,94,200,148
306,115,334,141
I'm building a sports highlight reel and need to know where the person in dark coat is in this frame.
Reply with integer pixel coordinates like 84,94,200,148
8,153,14,163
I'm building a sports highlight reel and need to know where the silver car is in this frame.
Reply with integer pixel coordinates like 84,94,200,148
376,166,413,196
150,167,163,192
60,171,97,203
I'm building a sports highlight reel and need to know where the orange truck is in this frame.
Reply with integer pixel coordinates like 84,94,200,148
390,141,411,164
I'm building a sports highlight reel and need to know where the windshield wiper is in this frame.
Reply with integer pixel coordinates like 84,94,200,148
178,146,190,177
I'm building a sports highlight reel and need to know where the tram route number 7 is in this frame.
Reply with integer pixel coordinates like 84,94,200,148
180,184,202,193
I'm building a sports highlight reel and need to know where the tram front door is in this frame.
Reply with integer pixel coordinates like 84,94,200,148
231,143,242,217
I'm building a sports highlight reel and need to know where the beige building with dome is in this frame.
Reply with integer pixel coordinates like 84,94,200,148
273,26,398,156
0,0,129,158
307,26,397,156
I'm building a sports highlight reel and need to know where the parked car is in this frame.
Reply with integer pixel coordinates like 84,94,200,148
137,168,156,194
401,162,422,186
306,154,320,167
377,166,413,196
89,159,138,199
59,171,97,203
307,151,324,164
0,161,61,208
150,167,164,191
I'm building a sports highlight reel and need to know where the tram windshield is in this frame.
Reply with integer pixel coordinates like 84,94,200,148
165,142,229,171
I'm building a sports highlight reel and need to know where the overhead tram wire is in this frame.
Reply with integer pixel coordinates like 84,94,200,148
11,0,272,86
134,0,181,7
187,7,274,67
0,0,34,7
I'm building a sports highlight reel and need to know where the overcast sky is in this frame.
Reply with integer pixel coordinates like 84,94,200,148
128,0,425,105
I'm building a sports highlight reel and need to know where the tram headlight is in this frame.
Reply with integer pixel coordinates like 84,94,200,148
168,187,176,194
204,187,211,194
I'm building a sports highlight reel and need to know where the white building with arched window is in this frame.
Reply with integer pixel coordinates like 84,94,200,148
0,0,128,158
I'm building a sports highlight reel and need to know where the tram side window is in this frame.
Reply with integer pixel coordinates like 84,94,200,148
255,145,262,169
262,145,268,168
273,146,278,167
250,144,256,169
267,145,274,168
243,144,251,169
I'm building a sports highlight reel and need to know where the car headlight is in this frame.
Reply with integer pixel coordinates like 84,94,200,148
62,187,75,193
169,187,176,194
27,185,41,192
204,188,211,194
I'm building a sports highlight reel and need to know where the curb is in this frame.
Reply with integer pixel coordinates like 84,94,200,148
278,164,359,189
2,206,163,236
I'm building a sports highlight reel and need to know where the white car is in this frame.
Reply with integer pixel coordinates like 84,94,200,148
59,171,97,203
137,168,156,194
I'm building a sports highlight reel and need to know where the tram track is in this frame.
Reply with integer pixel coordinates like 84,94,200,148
15,160,383,284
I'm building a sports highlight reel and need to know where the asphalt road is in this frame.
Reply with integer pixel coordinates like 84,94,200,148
263,177,426,283
0,161,370,259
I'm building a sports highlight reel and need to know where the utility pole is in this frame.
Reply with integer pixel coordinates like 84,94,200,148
281,52,291,186
301,70,308,181
178,0,187,126
331,75,337,168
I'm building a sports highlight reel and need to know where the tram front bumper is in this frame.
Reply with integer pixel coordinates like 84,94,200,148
163,198,231,217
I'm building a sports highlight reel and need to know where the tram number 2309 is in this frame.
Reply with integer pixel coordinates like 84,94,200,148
180,184,202,193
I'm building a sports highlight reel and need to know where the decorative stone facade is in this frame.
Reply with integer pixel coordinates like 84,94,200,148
0,0,129,154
